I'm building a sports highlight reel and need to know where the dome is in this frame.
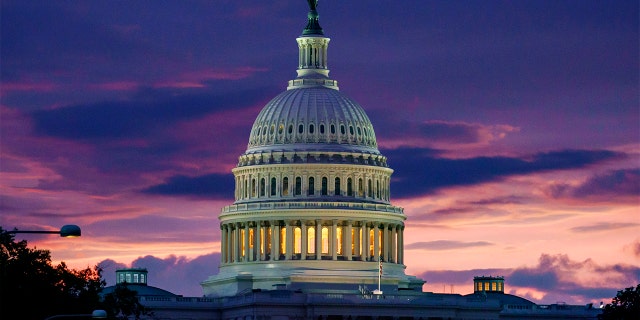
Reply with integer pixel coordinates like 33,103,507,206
245,87,380,155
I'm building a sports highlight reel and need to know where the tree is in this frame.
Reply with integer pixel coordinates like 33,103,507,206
599,284,640,320
0,226,105,319
102,283,154,320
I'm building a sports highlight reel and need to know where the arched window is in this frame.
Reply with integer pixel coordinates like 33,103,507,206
376,180,380,199
334,177,341,196
283,177,289,196
320,124,325,134
288,124,293,134
347,178,353,196
298,124,304,134
295,177,302,195
340,124,346,135
308,177,315,195
368,179,373,197
271,177,277,196
251,179,256,197
358,178,364,197
244,179,248,198
321,177,328,195
260,178,266,196
309,124,315,134
331,124,336,134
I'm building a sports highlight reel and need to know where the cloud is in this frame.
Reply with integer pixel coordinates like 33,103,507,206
405,240,494,250
546,168,640,202
387,148,624,198
31,87,271,141
98,253,220,297
570,222,640,233
142,173,234,200
378,120,518,150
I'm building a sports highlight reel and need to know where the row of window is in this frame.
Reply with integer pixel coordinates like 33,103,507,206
235,175,390,201
249,122,376,147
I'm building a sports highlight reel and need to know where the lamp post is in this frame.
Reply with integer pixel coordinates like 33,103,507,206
44,310,107,320
6,224,81,237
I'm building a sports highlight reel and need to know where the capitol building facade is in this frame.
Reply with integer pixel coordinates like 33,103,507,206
128,2,601,319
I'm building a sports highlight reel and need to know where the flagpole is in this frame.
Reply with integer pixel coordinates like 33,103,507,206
373,256,383,295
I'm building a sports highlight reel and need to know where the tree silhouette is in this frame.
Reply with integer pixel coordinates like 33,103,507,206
599,284,640,320
0,226,105,319
102,283,154,320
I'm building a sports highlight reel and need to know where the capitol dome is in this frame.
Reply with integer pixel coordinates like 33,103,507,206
201,2,424,297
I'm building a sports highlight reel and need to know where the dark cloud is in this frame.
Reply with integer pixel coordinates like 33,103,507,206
386,148,624,198
405,240,493,251
547,168,640,201
570,222,640,233
142,173,234,200
31,87,272,141
98,253,220,297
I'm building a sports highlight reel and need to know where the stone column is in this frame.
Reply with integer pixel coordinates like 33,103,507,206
244,222,250,262
345,221,353,261
227,224,233,263
354,222,361,260
362,221,369,261
260,223,267,261
398,225,404,264
271,221,279,261
331,220,338,260
254,221,261,261
232,223,239,263
315,219,322,260
391,224,398,263
285,221,293,260
373,223,380,262
301,220,307,260
382,223,390,262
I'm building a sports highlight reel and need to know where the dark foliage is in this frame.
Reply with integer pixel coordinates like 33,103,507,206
0,227,105,319
599,284,640,320
102,283,154,320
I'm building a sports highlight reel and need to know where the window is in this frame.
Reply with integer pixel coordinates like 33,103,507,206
251,179,256,197
308,227,315,254
126,274,131,283
278,124,284,134
260,178,265,196
336,227,343,255
295,177,302,195
283,177,289,196
309,124,315,134
349,125,354,135
140,274,145,283
321,177,328,195
280,227,286,256
244,180,248,198
331,124,336,134
368,179,373,197
322,227,329,254
308,177,315,195
334,177,341,195
271,177,277,196
298,124,304,134
294,227,301,254
358,178,364,197
340,124,346,134
134,274,139,283
320,124,325,134
288,124,293,134
347,178,353,196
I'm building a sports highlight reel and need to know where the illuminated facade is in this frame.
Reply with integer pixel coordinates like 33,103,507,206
201,1,423,298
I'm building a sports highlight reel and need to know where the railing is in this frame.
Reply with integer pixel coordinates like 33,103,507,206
222,201,404,214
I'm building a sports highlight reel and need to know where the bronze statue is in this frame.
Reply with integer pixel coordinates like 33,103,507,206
307,0,317,11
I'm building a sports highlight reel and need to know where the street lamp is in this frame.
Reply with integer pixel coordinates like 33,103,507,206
6,224,81,237
44,309,107,319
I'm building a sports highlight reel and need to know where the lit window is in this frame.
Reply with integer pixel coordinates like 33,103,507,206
126,274,131,283
322,227,329,254
308,227,315,254
294,227,301,254
134,274,139,283
280,227,286,255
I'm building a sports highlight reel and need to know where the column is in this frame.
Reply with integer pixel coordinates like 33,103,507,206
285,221,293,260
398,225,404,264
345,221,353,261
331,220,338,260
373,223,380,262
254,221,261,261
271,221,279,261
227,224,233,263
260,223,267,261
316,219,322,260
362,221,369,261
382,223,389,263
244,222,250,262
233,223,240,263
391,224,398,263
354,222,361,260
301,221,308,260
220,225,226,264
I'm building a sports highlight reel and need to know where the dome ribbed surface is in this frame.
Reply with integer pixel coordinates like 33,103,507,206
245,87,380,155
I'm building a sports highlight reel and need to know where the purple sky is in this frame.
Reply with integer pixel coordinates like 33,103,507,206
1,0,638,304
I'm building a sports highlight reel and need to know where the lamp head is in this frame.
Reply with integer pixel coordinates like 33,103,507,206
59,224,81,237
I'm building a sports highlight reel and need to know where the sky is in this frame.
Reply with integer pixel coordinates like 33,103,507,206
1,0,638,305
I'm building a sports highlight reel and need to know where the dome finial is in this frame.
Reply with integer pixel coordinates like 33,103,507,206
303,0,323,36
